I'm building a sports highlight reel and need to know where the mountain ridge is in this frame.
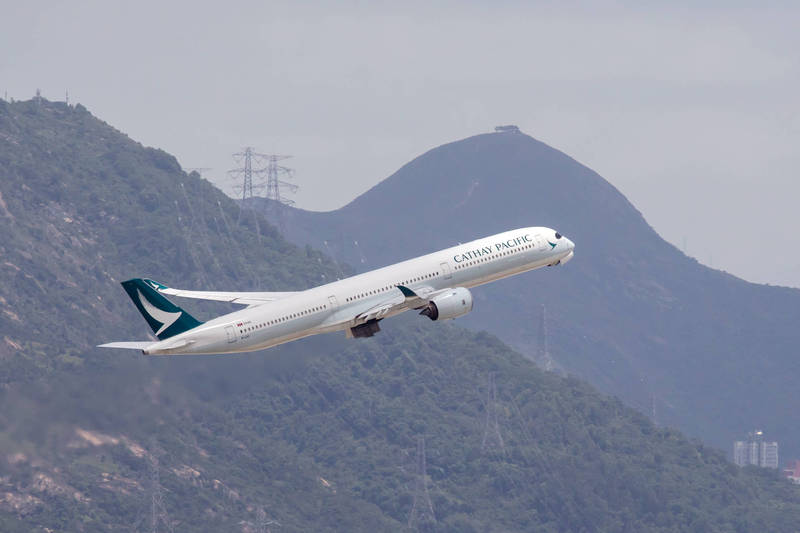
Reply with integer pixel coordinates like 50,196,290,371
251,130,800,457
2,100,800,531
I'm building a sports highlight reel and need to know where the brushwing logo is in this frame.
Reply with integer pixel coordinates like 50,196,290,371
547,241,557,249
136,289,181,336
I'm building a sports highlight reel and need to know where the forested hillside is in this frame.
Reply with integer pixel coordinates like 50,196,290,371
1,99,799,532
0,98,341,381
253,131,800,456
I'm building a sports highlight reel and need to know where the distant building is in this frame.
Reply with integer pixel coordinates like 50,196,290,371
733,441,754,466
761,441,779,468
782,460,800,484
494,125,520,134
733,430,778,468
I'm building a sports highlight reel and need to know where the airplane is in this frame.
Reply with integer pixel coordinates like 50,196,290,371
99,227,574,356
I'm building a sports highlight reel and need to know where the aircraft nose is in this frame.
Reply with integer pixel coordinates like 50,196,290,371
558,237,575,265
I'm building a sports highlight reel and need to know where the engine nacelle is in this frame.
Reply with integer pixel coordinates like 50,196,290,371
419,287,473,321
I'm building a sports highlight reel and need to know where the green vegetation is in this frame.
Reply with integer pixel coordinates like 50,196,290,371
1,99,799,531
261,128,800,456
0,98,343,380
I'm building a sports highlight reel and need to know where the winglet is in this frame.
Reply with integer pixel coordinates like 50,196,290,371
396,285,418,298
143,278,169,291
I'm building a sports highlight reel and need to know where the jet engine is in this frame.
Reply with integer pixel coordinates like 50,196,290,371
419,287,473,321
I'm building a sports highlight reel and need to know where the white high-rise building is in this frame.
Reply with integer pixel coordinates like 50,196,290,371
733,430,778,468
733,441,751,467
761,441,779,468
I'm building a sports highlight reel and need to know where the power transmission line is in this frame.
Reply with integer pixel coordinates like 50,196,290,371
244,507,280,533
262,154,297,234
229,148,266,203
264,155,297,206
179,182,225,279
144,439,173,533
322,240,345,280
228,149,298,234
173,197,209,286
216,199,261,289
228,146,298,235
408,436,436,530
229,147,266,234
537,304,558,371
481,372,506,454
650,392,658,425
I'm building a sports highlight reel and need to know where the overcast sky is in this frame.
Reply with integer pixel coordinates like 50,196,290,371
2,1,798,287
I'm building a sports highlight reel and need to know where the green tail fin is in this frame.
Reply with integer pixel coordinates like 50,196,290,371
121,279,203,340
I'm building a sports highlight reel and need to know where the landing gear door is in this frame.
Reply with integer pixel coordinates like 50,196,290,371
440,261,452,280
225,325,237,344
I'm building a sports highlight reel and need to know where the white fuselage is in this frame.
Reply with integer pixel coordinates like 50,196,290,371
143,227,574,355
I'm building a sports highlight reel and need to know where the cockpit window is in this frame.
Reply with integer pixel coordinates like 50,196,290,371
555,232,562,239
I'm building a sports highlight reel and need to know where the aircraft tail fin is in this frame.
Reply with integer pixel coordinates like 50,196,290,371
121,278,204,340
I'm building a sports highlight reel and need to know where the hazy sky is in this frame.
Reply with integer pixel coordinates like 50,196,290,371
2,1,798,287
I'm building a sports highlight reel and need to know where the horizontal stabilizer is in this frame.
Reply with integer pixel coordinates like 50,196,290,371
98,342,153,350
144,278,297,306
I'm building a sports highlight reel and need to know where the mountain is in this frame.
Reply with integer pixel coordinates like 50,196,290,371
251,131,800,457
0,98,344,376
2,99,800,532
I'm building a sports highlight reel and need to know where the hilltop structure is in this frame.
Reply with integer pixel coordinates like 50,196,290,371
734,431,779,468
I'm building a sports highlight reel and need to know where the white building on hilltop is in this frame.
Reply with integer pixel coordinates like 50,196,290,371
734,430,778,468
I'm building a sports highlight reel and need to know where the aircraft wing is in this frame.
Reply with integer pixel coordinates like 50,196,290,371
395,285,457,306
143,279,297,306
355,294,406,322
352,285,449,323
